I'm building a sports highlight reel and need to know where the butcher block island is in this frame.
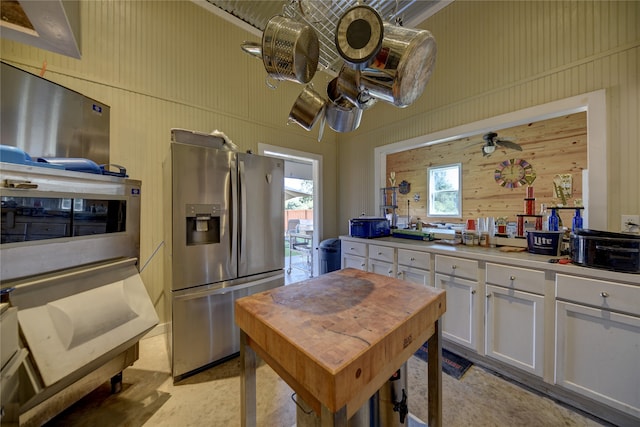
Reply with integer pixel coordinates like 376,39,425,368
235,268,447,427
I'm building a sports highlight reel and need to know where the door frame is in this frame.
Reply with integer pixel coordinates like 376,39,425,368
258,143,323,276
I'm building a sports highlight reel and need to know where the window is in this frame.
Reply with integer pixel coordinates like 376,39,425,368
428,163,462,217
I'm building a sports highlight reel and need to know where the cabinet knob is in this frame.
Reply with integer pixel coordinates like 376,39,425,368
410,257,416,261
510,275,516,281
452,265,457,269
397,272,402,277
361,263,366,267
378,252,382,255
486,294,491,298
471,290,476,295
388,269,393,275
600,291,609,298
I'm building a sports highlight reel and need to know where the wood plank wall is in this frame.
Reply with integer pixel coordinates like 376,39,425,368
386,112,587,224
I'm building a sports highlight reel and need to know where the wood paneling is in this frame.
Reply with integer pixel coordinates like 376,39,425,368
386,113,587,222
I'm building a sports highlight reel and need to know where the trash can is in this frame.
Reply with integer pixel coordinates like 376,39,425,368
319,238,341,274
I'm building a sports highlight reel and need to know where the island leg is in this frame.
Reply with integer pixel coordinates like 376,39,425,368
240,330,257,427
320,404,347,427
427,319,443,427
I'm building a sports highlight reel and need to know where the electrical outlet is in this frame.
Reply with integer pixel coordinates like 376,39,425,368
621,215,640,233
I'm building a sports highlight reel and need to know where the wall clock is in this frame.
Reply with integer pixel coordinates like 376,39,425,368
494,159,533,188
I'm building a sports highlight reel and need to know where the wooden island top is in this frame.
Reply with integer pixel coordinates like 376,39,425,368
236,268,446,426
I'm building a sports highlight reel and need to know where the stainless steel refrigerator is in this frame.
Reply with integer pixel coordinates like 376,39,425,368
164,129,284,381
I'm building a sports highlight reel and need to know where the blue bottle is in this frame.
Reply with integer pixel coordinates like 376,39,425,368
548,208,559,231
572,209,583,232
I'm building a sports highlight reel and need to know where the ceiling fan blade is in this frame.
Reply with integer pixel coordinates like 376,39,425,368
496,139,522,151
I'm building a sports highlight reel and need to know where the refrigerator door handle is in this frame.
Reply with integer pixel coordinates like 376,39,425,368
230,158,238,264
238,159,247,261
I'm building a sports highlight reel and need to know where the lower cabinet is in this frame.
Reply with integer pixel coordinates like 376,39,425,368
341,240,367,271
367,259,394,276
343,254,367,270
435,273,480,351
484,263,546,377
367,244,395,277
485,285,544,376
397,248,431,286
397,266,430,286
555,274,640,419
435,255,480,352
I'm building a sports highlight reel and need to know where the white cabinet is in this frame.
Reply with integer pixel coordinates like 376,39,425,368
397,249,431,286
435,255,480,352
367,244,395,277
555,274,640,419
485,264,545,376
341,240,367,271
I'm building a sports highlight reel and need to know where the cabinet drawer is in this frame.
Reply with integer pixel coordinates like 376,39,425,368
369,244,394,263
342,241,367,258
398,249,430,270
486,263,545,295
556,274,640,316
435,255,478,280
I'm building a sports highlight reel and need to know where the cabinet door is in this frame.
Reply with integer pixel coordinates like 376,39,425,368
368,259,394,277
485,285,544,376
342,254,367,271
397,266,431,287
435,273,479,351
556,301,640,418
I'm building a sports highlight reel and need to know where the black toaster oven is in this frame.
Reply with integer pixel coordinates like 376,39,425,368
570,229,640,273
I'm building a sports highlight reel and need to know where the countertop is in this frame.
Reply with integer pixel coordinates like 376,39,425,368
340,235,640,285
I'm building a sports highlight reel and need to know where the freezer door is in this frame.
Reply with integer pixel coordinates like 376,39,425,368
237,153,285,277
171,144,236,290
170,272,283,380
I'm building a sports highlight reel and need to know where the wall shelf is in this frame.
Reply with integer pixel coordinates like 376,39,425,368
380,187,398,227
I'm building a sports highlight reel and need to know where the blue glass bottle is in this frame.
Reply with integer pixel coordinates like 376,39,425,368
548,208,559,231
572,208,583,232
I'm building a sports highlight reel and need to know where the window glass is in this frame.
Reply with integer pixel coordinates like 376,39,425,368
1,196,126,243
428,163,462,217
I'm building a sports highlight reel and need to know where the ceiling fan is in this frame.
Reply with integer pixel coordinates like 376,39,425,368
478,131,522,157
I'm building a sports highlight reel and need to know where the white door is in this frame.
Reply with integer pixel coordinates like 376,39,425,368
259,144,322,280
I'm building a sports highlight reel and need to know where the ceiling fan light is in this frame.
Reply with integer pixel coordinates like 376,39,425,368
483,145,496,154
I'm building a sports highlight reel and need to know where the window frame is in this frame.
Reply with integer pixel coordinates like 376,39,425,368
427,163,462,218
